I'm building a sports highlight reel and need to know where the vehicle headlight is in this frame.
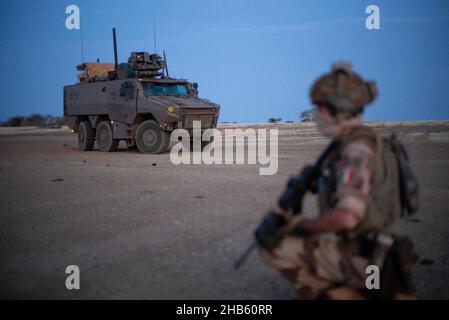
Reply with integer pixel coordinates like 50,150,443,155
167,105,174,113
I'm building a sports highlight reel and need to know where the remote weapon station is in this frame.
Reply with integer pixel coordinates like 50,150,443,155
64,28,220,154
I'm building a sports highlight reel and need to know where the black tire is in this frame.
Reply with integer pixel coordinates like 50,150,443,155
136,120,170,154
78,121,95,151
96,121,119,152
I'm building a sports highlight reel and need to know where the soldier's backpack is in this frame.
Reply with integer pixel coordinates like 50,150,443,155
381,134,420,217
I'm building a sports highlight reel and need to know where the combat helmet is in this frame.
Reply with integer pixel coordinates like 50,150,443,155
310,62,378,117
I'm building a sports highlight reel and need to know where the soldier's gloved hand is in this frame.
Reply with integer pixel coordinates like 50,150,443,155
255,210,287,251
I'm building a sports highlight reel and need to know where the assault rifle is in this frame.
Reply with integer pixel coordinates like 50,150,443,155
234,140,340,270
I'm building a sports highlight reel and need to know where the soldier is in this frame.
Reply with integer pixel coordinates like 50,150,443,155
255,62,417,300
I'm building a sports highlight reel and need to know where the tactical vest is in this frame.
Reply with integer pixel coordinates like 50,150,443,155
317,126,403,239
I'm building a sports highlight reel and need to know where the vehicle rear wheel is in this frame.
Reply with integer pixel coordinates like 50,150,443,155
136,120,170,154
78,121,95,151
96,121,119,152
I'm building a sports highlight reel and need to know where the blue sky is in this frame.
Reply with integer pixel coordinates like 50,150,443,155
0,0,448,122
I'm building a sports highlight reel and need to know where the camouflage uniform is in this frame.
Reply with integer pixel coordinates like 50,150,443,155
260,125,391,298
257,63,416,299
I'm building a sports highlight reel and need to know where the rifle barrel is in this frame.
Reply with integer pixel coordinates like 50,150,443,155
234,241,257,270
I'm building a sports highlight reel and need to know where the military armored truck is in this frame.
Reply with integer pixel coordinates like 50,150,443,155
64,29,220,154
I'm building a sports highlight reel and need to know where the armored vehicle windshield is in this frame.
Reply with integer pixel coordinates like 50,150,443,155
143,83,189,96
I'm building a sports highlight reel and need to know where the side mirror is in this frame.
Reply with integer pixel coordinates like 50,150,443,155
120,82,135,99
193,83,198,90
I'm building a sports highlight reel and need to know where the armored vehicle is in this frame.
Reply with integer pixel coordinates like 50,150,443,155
64,29,220,154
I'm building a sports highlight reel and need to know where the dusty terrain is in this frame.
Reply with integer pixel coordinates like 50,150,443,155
0,121,448,299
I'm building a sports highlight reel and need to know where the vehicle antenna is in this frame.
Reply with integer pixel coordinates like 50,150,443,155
163,50,170,78
80,19,84,62
112,28,118,72
153,16,157,54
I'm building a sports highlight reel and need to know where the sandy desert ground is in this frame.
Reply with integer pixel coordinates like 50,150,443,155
0,121,448,299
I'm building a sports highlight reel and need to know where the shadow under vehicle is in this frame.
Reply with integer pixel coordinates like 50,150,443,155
64,28,220,154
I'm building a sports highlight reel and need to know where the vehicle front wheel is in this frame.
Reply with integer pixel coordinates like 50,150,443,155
96,121,119,152
135,120,170,154
78,120,95,151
